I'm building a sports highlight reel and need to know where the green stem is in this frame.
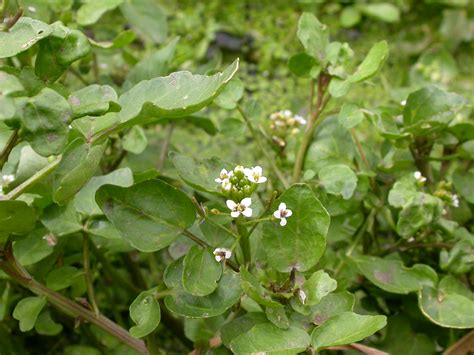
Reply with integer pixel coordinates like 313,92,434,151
236,221,250,266
0,245,148,354
82,232,99,317
241,216,272,225
203,215,239,239
0,129,18,169
146,333,161,355
0,0,9,19
334,209,375,277
237,106,289,188
157,123,175,171
2,157,61,200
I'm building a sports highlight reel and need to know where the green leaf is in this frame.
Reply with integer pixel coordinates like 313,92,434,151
0,201,36,234
403,86,466,134
53,138,107,204
387,174,418,208
13,296,47,332
265,305,290,329
41,201,82,236
319,164,358,200
74,168,134,216
164,258,242,318
302,270,337,306
123,37,179,91
170,152,225,194
359,3,401,23
354,256,438,294
240,268,280,308
311,312,387,349
262,184,330,272
96,180,196,252
229,322,310,353
35,22,91,82
13,229,54,266
214,78,244,110
68,85,119,118
396,193,443,238
328,77,351,98
0,17,52,59
46,266,82,291
89,30,136,49
340,6,361,28
0,71,24,96
418,276,474,329
297,13,329,63
114,60,239,130
349,41,389,83
182,246,222,296
129,289,161,338
120,0,167,44
35,311,63,336
311,291,355,325
453,169,474,203
21,88,72,157
288,52,319,78
338,103,365,129
77,0,124,26
122,126,148,155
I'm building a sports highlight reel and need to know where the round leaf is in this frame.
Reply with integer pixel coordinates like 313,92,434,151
129,290,161,338
182,246,222,296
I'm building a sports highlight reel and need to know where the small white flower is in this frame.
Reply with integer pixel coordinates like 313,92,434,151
215,169,233,184
400,99,407,106
270,112,279,120
213,247,232,262
43,233,57,247
451,194,459,208
2,174,15,185
234,165,245,174
298,289,307,304
273,202,293,226
226,198,253,218
294,115,307,125
222,180,232,192
281,110,292,118
414,171,426,183
27,6,36,13
244,166,267,184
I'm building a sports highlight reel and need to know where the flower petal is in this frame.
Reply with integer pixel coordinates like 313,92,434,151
253,166,263,174
278,202,286,211
258,176,267,183
241,197,252,207
242,207,253,217
273,210,282,219
226,200,237,210
230,211,241,218
285,209,293,217
280,218,287,226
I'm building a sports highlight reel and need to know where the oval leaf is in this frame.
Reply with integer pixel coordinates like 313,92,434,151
13,296,47,332
262,184,330,272
182,246,222,296
129,289,161,338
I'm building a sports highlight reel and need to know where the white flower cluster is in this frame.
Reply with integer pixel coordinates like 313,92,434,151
270,110,307,127
451,194,459,208
0,174,15,195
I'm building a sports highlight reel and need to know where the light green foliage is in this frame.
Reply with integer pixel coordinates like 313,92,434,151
129,289,161,338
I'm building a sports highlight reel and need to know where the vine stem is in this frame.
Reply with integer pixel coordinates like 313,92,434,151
0,244,148,354
82,232,99,317
157,123,175,171
2,157,61,200
292,73,331,183
237,106,289,188
0,129,18,169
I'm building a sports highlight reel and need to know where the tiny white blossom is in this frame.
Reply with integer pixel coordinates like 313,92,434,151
27,6,36,12
2,174,15,185
43,233,57,247
273,202,293,226
215,169,233,184
213,247,232,262
400,100,407,106
234,165,245,174
244,166,267,184
222,180,232,192
281,110,292,118
270,112,279,120
298,289,307,304
451,194,459,208
414,171,426,183
294,115,307,125
226,198,252,218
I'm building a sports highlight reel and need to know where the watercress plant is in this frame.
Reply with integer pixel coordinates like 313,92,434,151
0,1,473,354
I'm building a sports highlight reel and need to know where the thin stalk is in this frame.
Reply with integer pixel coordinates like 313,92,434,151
203,215,239,239
236,221,250,266
3,157,61,200
0,246,148,354
334,209,375,276
146,333,161,355
3,7,22,31
350,128,369,170
182,229,239,272
0,0,10,19
82,232,99,317
69,67,90,86
237,106,289,188
0,129,18,169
